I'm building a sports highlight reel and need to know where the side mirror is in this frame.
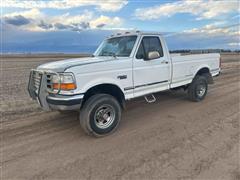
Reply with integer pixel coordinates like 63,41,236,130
145,51,160,60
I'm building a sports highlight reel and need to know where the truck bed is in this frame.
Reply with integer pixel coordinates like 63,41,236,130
170,53,220,88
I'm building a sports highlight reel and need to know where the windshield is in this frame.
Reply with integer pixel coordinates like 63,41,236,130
95,35,137,57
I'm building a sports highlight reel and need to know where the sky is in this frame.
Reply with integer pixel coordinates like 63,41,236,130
1,0,240,53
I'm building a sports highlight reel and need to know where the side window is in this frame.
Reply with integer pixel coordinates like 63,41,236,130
136,36,164,59
136,42,145,59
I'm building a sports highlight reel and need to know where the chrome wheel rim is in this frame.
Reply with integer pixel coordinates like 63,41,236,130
94,104,115,129
196,83,206,97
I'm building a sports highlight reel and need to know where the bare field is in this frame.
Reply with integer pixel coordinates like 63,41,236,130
1,54,240,180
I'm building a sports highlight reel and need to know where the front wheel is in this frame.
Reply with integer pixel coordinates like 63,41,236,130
80,94,121,137
188,75,208,102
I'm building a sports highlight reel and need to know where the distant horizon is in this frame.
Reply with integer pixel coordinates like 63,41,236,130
2,30,239,54
1,48,240,55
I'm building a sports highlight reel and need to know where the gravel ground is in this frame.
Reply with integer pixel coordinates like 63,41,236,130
1,54,240,180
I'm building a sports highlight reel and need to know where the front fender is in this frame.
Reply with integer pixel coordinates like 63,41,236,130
80,77,124,94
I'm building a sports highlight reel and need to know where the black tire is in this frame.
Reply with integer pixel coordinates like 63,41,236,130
80,94,121,137
188,75,208,102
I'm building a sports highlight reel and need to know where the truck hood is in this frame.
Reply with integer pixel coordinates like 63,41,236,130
37,56,116,72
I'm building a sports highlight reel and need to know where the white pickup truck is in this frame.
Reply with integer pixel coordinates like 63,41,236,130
28,31,221,136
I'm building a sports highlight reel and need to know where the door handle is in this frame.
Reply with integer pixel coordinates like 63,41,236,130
117,75,127,80
161,60,168,64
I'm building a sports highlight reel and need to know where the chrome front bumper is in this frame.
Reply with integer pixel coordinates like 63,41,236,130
28,70,83,111
46,94,84,111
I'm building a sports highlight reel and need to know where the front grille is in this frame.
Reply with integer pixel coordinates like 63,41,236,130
32,70,42,94
46,74,53,90
46,73,59,93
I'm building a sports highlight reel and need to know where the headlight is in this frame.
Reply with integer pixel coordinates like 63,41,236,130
52,73,76,91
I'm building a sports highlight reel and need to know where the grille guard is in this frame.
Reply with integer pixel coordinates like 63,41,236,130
28,70,61,111
28,70,42,100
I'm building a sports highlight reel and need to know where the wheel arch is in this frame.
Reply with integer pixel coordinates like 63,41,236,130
82,83,126,109
193,66,213,84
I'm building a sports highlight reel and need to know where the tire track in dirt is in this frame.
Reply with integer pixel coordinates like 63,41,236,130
2,80,239,179
2,56,240,180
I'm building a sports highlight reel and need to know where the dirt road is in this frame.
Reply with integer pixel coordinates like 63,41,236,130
1,54,240,180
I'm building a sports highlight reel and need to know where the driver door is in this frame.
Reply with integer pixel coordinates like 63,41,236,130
133,35,170,97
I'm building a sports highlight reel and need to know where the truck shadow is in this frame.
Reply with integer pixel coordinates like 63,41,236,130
126,89,188,110
47,89,188,138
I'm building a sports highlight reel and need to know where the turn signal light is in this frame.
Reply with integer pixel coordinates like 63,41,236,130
53,83,76,90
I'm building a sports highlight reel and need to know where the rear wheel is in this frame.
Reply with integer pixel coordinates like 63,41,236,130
80,94,121,137
188,75,208,102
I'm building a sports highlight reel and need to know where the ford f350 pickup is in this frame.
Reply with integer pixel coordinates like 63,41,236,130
28,31,221,137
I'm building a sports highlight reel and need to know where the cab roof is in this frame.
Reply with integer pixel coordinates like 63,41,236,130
107,31,162,38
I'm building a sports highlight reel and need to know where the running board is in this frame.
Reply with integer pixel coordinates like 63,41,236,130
144,94,156,103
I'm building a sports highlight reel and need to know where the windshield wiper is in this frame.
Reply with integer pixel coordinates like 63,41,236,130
98,51,117,58
108,52,117,58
